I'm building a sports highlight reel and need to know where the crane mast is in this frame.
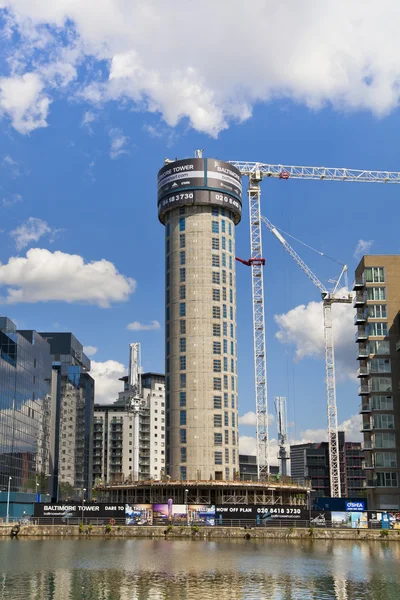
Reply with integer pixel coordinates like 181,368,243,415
248,174,269,479
261,214,352,497
274,396,289,477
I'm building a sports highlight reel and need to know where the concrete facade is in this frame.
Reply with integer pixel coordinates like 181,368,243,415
163,201,239,481
354,255,400,510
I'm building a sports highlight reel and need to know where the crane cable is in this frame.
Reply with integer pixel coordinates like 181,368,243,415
275,226,346,267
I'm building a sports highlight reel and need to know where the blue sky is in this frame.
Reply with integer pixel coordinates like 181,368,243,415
1,1,399,458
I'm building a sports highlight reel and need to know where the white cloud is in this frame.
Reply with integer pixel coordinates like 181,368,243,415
354,239,374,259
274,294,356,380
81,110,97,133
0,72,50,134
90,359,126,404
10,217,52,250
2,155,22,178
0,248,135,307
83,345,97,356
127,320,161,332
239,411,274,426
3,2,400,135
2,193,22,208
109,128,129,159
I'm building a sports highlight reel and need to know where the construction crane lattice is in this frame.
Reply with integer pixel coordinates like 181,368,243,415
230,160,400,493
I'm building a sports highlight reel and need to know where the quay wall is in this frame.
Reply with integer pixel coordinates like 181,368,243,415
0,524,399,542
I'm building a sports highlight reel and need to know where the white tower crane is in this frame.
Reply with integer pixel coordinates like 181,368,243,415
274,396,289,477
262,215,351,497
229,160,400,487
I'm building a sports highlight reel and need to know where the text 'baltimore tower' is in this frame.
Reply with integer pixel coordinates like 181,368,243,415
158,155,242,481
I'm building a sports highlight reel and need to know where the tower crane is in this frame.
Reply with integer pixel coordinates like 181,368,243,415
274,396,289,477
229,160,400,489
262,215,351,497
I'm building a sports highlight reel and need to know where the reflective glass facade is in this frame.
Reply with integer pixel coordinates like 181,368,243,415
0,318,52,493
40,332,94,500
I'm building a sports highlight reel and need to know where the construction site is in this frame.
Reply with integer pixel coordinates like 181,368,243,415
96,152,400,508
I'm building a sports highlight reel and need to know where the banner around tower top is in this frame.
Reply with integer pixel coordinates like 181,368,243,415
157,158,242,224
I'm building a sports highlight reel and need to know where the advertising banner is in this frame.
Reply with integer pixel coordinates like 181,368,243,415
152,503,187,526
215,505,310,525
332,511,368,529
33,503,125,523
188,505,215,526
125,504,153,526
368,510,400,529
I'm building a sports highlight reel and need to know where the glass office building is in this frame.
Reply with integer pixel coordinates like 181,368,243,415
39,332,94,500
0,317,52,493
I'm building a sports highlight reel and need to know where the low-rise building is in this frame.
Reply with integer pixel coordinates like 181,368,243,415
290,432,365,498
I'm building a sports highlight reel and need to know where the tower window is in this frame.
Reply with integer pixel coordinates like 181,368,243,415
212,255,220,267
180,392,186,406
214,433,222,446
180,268,186,282
213,360,221,372
180,410,187,425
180,338,186,352
180,286,186,300
212,272,220,285
180,320,186,334
179,217,185,231
214,414,222,427
213,378,222,391
180,356,186,370
212,238,219,250
213,324,221,336
215,452,223,465
180,429,187,443
213,306,221,319
212,221,219,233
212,289,221,302
180,234,185,248
213,396,222,409
213,341,221,354
180,251,185,265
180,303,186,316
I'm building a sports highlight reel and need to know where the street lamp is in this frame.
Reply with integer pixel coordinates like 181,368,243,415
6,477,12,525
184,489,189,526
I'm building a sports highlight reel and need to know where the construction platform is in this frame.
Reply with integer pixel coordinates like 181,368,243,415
95,478,311,506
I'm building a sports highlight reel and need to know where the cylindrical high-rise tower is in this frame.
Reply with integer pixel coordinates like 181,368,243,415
158,155,242,481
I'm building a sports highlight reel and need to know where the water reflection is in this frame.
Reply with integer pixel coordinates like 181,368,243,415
1,538,399,600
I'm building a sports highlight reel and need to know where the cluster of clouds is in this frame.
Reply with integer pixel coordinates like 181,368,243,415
1,2,400,135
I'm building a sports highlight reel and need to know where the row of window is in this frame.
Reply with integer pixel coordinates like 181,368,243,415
212,270,233,286
178,410,237,428
166,337,235,357
364,267,385,283
212,305,234,320
213,358,236,373
213,376,235,391
214,430,237,445
166,268,234,289
212,253,233,269
212,220,232,235
212,237,233,252
214,449,236,465
213,340,235,355
368,322,388,336
176,392,237,410
212,288,234,303
213,323,235,338
367,287,386,301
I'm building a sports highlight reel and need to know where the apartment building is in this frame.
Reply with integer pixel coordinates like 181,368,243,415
290,432,365,497
354,255,400,510
93,372,165,484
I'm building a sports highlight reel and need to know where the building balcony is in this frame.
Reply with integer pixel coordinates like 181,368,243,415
359,401,372,413
396,340,400,352
361,419,372,432
362,440,373,450
353,276,365,290
354,311,368,325
358,382,371,395
357,344,370,359
353,292,367,307
355,328,369,342
357,363,369,378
